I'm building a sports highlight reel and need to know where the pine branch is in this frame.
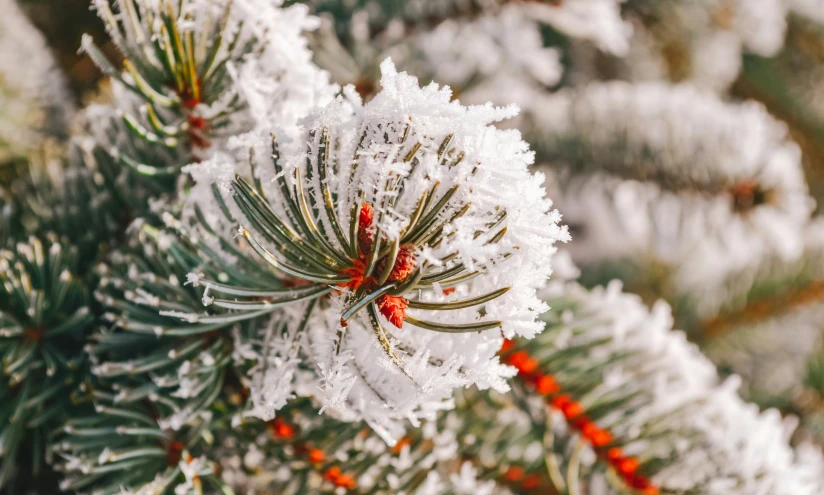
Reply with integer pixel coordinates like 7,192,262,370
213,392,569,495
54,218,280,494
574,1,788,91
504,279,824,495
1,151,119,261
308,0,630,56
731,15,824,209
184,60,567,436
78,0,266,214
0,235,93,489
533,81,818,331
55,383,235,495
532,82,804,195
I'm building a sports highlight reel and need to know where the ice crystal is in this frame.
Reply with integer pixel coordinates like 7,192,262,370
450,462,497,495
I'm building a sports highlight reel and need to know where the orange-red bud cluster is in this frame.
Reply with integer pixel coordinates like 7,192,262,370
308,449,325,464
342,203,419,328
377,295,408,328
358,203,374,254
387,244,416,282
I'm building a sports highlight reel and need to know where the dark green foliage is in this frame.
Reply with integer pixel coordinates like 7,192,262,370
0,235,93,487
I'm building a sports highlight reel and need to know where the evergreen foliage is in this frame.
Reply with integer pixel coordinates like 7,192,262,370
1,1,824,494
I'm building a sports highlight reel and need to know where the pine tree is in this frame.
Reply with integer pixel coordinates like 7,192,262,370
1,0,823,494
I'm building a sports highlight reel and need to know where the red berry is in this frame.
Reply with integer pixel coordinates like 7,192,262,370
336,473,357,489
507,351,529,369
606,447,624,462
590,428,613,447
324,466,341,483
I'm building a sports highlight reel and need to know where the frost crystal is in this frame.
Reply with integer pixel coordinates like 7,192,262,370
244,312,302,420
450,462,497,495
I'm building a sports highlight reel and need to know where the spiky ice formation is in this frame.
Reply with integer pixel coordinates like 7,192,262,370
185,59,568,442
